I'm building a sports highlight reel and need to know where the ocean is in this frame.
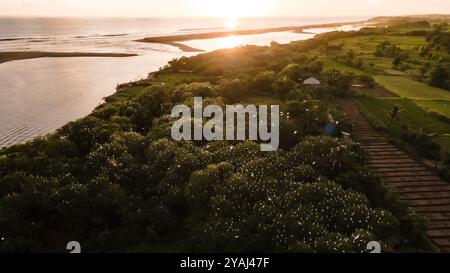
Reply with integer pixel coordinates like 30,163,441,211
0,16,367,147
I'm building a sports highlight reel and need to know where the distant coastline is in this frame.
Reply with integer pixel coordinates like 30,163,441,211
0,51,137,64
136,20,367,52
0,20,367,61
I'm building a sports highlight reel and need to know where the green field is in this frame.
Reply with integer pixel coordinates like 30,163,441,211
326,35,428,74
374,75,450,101
414,100,450,117
322,33,450,117
356,96,450,155
321,57,368,75
329,35,427,54
434,136,450,155
357,97,450,134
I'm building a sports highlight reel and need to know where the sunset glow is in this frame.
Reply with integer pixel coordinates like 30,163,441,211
2,0,449,17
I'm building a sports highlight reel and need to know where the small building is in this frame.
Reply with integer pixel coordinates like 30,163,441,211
303,77,321,86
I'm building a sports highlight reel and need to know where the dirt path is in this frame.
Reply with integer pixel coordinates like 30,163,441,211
337,98,450,252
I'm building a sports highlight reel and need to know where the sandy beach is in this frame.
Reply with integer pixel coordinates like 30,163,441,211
0,51,138,64
136,20,366,51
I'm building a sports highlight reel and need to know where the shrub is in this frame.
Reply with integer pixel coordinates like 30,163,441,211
272,77,298,100
252,71,277,94
177,82,218,98
402,128,441,161
375,41,402,58
218,78,249,103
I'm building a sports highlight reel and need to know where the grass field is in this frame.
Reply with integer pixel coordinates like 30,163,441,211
357,97,450,134
373,75,450,101
356,96,450,154
104,86,147,104
414,100,450,118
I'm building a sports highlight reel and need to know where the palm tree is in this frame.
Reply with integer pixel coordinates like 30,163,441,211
388,104,403,122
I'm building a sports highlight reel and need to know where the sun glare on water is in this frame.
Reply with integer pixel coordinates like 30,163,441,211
217,35,244,49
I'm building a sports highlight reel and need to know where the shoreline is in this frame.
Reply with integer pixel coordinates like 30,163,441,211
163,42,206,52
136,20,367,52
0,51,138,64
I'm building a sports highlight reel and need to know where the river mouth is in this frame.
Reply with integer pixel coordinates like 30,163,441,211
0,54,182,148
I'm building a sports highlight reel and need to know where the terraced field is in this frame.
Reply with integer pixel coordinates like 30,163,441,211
323,33,450,118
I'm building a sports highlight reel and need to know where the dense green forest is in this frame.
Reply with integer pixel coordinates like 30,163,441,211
2,19,447,252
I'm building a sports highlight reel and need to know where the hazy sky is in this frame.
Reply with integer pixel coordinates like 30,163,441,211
0,0,449,18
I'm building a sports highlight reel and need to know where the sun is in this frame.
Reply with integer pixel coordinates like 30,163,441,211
225,17,238,29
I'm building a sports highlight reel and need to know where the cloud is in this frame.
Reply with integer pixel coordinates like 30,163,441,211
0,0,449,17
